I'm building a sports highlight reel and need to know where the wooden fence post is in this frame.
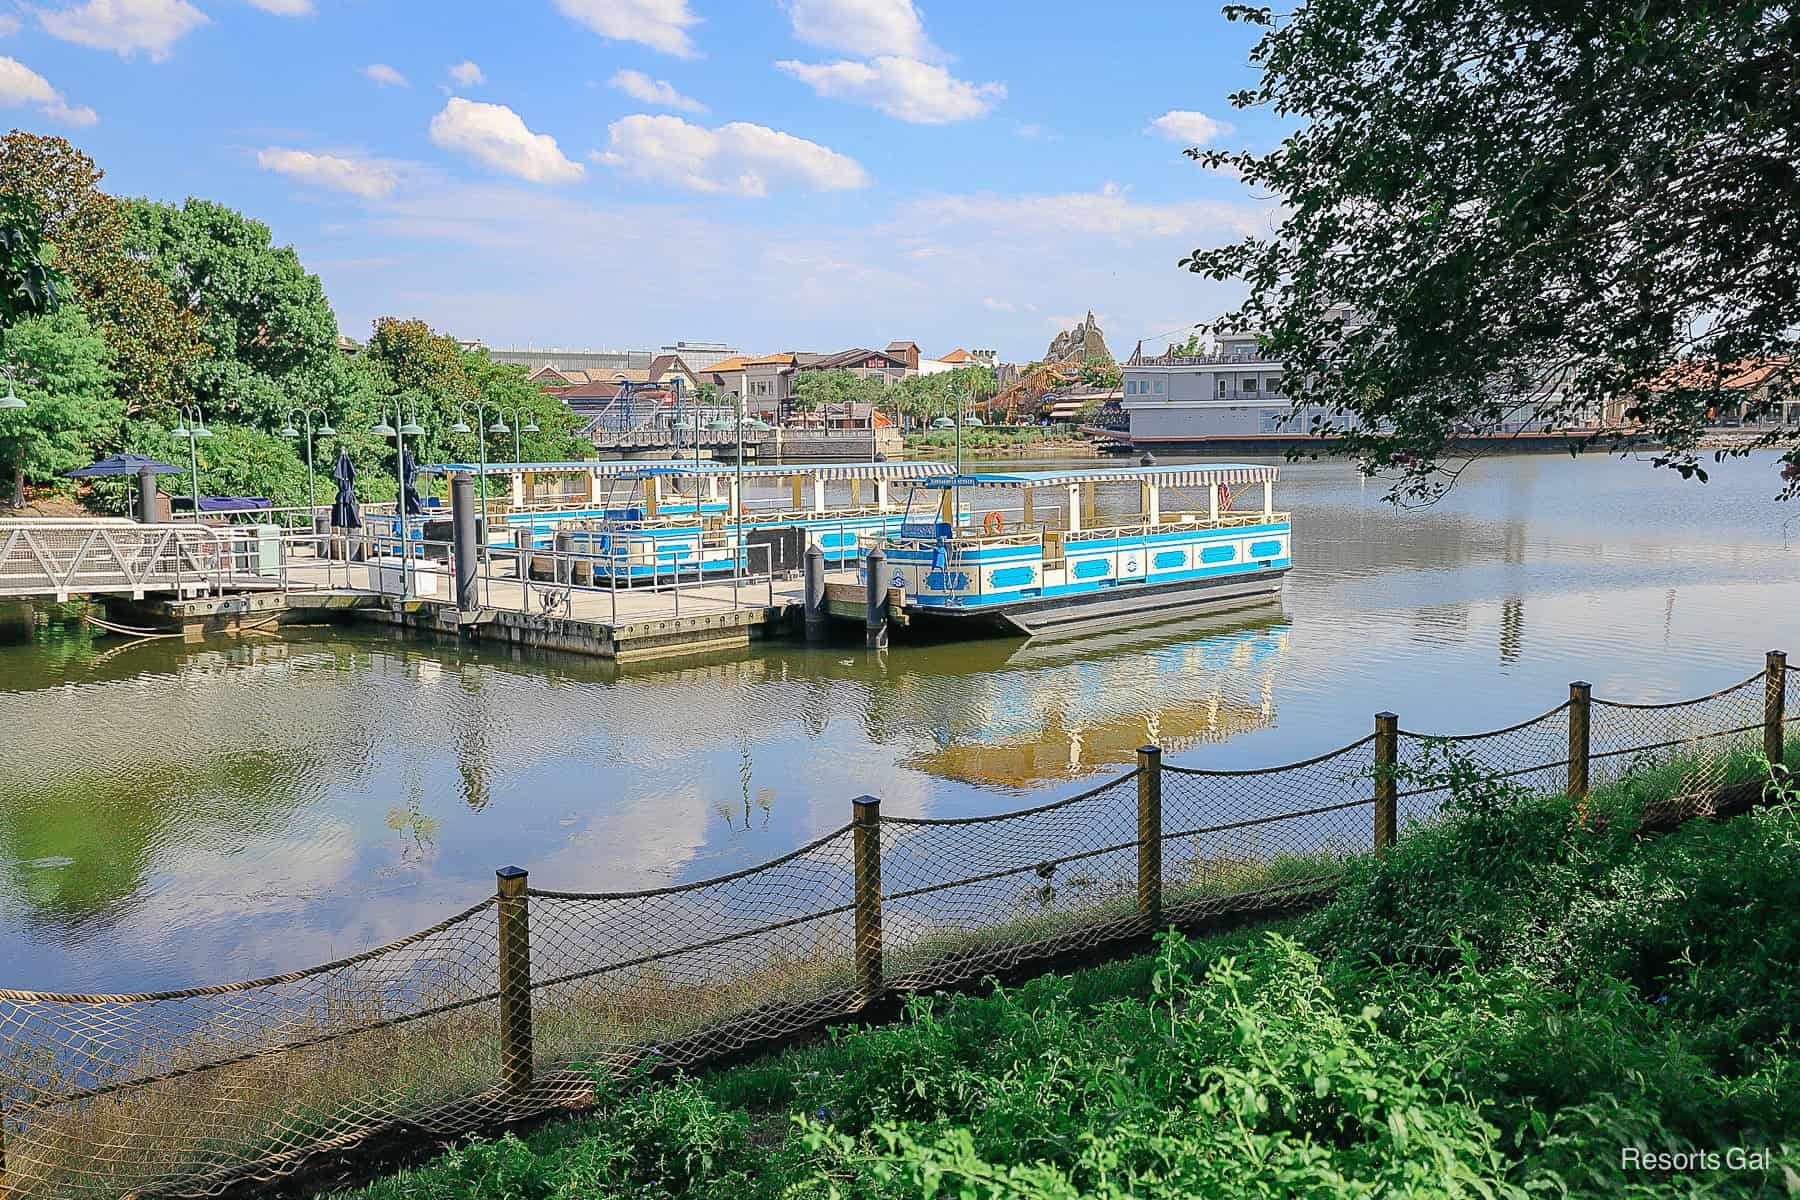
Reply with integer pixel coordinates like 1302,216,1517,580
1568,681,1592,799
1766,651,1787,765
852,796,883,1003
496,866,533,1098
1374,712,1398,855
1136,745,1163,927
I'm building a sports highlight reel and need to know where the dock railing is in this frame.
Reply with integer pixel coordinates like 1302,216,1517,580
0,654,1790,1199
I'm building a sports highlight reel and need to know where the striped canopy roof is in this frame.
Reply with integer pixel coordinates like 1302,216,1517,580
422,461,649,476
915,464,1279,489
608,461,954,481
423,460,953,481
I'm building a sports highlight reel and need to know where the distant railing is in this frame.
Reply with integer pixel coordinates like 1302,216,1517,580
0,520,281,600
0,652,1789,1199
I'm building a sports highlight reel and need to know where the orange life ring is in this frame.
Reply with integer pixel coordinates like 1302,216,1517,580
983,510,1005,536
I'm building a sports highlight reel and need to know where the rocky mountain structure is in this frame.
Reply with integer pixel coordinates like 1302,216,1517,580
1044,311,1113,364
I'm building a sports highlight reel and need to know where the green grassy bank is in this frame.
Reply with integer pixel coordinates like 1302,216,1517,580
342,755,1800,1199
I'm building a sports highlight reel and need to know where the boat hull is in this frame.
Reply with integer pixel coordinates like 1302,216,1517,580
904,567,1288,637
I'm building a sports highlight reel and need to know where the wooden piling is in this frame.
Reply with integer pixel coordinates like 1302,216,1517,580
1374,712,1398,854
851,796,882,1003
1567,682,1591,799
1136,745,1162,926
1766,651,1787,765
495,866,533,1097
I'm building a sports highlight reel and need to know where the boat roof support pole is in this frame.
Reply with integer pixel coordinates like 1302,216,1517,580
790,473,803,511
1145,480,1160,526
1262,479,1273,519
1208,482,1219,524
510,469,525,508
586,467,601,504
1067,482,1081,533
811,472,826,515
876,479,890,511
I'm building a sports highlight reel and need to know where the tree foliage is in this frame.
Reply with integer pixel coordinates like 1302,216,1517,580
124,198,341,428
1184,0,1800,498
0,306,118,506
0,193,66,331
791,369,887,414
1080,357,1121,391
0,132,205,417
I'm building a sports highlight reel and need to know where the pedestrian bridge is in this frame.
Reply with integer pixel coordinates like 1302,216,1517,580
0,519,282,601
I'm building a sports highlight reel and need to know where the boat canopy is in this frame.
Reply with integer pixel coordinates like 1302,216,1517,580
422,459,954,481
420,460,650,476
913,464,1279,489
608,461,954,482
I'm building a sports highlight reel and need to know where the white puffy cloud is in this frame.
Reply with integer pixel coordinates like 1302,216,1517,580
777,56,1001,124
361,62,407,87
37,0,208,60
0,55,97,125
608,68,705,114
908,182,1270,241
429,97,584,184
1147,110,1233,146
593,113,869,197
783,0,937,61
247,0,313,14
256,147,399,199
448,59,484,87
982,297,1015,312
553,0,697,58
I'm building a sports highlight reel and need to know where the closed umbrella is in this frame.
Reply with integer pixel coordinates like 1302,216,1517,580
400,447,424,516
330,449,361,529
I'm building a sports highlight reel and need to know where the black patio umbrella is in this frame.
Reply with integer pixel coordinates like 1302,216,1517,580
400,447,425,516
330,448,361,529
63,453,183,478
66,453,186,518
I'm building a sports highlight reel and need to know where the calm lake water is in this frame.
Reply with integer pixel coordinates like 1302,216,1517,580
2,452,1796,992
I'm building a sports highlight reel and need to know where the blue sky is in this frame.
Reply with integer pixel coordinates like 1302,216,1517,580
0,0,1280,362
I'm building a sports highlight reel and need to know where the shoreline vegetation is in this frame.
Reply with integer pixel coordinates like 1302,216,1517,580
900,426,1100,459
309,744,1800,1199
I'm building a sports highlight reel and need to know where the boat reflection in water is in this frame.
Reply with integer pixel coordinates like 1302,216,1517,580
889,604,1288,790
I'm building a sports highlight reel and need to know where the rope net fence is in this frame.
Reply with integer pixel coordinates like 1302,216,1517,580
0,660,1786,1199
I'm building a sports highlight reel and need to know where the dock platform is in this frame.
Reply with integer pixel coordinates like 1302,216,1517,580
101,558,896,664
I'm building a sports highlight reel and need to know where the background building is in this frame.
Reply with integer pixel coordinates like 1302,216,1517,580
658,341,740,372
477,344,655,372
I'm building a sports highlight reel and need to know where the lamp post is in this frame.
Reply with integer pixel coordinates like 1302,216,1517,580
170,404,213,514
280,406,335,537
448,402,494,597
492,407,540,467
371,401,425,597
0,364,25,412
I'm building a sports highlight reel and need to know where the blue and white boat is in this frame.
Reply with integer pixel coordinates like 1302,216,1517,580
870,464,1290,635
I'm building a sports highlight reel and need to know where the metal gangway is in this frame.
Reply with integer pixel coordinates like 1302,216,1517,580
0,519,284,601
